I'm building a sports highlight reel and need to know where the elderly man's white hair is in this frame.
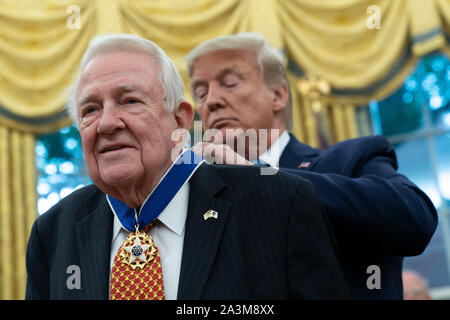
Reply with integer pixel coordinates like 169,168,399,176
66,33,185,124
185,32,293,131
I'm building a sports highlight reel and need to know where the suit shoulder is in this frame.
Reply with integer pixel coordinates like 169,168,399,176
324,135,393,158
329,135,389,150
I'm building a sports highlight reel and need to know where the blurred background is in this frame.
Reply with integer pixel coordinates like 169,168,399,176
0,0,449,299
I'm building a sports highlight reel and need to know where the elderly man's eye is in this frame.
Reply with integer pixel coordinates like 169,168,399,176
82,106,98,116
125,98,139,104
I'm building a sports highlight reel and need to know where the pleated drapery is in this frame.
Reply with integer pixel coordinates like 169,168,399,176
0,127,36,299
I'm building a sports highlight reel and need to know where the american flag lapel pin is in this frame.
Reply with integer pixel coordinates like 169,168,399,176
298,161,311,169
203,209,219,221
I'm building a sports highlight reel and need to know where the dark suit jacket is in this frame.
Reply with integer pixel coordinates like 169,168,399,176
279,134,438,299
26,163,350,300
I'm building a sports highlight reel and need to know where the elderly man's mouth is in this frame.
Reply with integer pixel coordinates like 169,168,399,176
100,145,133,154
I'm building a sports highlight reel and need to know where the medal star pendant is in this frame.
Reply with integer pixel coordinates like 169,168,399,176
120,231,156,270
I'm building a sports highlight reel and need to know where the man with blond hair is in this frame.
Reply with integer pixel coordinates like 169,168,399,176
186,32,438,299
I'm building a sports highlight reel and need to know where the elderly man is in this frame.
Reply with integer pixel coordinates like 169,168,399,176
186,32,438,299
25,34,350,300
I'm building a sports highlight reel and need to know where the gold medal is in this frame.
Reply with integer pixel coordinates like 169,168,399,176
119,227,156,270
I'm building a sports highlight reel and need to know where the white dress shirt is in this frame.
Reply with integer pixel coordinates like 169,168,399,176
257,130,291,168
109,182,190,300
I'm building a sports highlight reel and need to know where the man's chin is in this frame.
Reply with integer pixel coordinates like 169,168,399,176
217,126,246,140
95,167,143,191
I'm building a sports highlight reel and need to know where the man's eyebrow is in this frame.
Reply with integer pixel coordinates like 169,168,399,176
78,94,100,107
115,84,145,94
191,66,240,87
77,84,146,106
217,66,238,78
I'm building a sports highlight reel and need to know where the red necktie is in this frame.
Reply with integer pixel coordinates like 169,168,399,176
109,223,164,300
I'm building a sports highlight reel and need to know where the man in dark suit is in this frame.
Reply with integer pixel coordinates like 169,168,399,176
185,32,438,299
25,33,350,300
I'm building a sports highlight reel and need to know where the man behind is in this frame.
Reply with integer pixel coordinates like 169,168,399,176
402,270,432,300
186,32,438,299
25,33,350,300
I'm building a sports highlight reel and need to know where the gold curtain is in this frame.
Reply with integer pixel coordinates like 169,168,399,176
437,0,450,59
0,127,36,299
0,0,98,133
279,0,446,102
0,0,95,299
0,0,449,299
279,0,449,144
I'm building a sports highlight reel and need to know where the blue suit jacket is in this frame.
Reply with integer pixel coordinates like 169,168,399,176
279,134,437,299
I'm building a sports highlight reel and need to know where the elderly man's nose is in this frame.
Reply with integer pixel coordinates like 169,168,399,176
98,105,126,134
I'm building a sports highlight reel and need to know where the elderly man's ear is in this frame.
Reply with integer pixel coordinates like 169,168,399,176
174,101,194,130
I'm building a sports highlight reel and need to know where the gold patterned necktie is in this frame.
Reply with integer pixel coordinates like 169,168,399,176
109,222,165,300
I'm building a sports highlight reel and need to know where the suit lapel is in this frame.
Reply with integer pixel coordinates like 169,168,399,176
279,133,321,170
177,164,231,299
75,193,113,299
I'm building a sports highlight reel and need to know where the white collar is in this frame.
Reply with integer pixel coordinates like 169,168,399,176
257,130,290,168
156,182,189,236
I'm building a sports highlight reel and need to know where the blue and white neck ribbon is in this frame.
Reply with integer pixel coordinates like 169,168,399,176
107,149,204,232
